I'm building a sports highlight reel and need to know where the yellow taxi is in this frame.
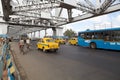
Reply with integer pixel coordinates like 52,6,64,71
37,38,59,52
54,38,66,44
68,38,78,45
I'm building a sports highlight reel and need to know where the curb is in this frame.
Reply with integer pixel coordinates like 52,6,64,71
11,46,29,80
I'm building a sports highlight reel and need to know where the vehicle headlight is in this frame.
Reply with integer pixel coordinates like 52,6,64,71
47,44,50,47
48,45,49,47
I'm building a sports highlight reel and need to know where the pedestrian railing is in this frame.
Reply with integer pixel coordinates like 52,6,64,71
0,42,21,80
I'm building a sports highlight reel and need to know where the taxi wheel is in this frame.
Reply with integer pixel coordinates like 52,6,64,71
54,49,58,52
37,48,40,50
43,48,47,52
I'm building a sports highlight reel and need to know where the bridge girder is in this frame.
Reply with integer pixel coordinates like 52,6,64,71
56,3,120,26
1,0,120,36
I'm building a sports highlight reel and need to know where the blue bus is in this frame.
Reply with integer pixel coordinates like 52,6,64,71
78,28,120,50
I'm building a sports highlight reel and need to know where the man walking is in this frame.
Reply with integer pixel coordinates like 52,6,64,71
26,38,31,50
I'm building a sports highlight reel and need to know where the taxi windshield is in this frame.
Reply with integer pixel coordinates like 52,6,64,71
46,39,54,42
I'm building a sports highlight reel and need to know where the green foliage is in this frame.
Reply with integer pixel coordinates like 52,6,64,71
63,29,77,38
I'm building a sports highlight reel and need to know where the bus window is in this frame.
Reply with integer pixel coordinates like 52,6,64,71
80,34,85,39
105,35,110,41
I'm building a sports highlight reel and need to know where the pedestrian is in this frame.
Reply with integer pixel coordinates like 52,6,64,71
19,38,25,54
26,38,31,50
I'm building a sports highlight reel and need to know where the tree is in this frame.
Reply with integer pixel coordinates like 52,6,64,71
63,29,77,38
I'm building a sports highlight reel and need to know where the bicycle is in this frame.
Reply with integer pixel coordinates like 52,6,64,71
19,45,25,55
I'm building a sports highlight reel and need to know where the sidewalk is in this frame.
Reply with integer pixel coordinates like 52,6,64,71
0,44,3,79
10,42,29,80
0,43,3,57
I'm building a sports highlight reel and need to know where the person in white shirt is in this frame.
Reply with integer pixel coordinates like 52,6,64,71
26,38,31,50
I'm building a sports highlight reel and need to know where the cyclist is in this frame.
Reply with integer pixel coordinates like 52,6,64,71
19,38,25,54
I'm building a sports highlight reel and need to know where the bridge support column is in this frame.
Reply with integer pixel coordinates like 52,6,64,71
39,30,40,38
29,32,32,38
0,22,8,34
52,27,56,36
67,9,72,22
32,32,34,38
45,29,47,37
33,31,36,38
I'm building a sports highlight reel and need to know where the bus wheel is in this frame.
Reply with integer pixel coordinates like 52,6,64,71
90,43,96,49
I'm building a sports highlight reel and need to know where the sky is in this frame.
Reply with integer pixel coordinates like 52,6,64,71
36,11,120,38
64,11,120,33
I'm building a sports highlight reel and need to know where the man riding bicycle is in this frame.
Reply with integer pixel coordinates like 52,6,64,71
19,38,25,54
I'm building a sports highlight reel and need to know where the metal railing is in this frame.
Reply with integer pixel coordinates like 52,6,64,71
0,42,21,80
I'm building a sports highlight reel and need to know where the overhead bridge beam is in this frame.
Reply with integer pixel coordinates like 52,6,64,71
105,3,120,13
13,2,60,12
9,22,63,29
11,13,67,22
57,3,120,26
9,28,44,35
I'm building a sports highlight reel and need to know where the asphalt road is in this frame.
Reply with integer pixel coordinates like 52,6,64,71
12,41,120,80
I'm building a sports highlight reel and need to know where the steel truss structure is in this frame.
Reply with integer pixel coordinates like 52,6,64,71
1,0,120,37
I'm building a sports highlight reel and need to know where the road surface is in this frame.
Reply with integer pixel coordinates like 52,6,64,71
11,41,120,80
